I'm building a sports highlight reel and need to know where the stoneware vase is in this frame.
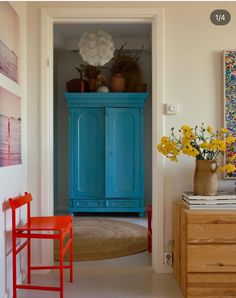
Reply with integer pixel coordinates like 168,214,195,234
124,64,141,92
111,74,125,92
194,160,218,195
66,78,85,92
89,78,98,92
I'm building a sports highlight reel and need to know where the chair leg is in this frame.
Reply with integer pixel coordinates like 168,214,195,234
148,232,152,253
59,235,64,298
148,205,152,253
12,232,17,298
69,225,73,283
27,238,31,284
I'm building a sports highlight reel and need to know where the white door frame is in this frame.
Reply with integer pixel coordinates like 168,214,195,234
41,7,166,273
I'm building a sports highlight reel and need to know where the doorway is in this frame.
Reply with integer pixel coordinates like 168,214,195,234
53,23,152,215
53,21,152,266
41,7,164,273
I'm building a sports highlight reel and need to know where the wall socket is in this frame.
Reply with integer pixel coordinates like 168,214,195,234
164,252,173,265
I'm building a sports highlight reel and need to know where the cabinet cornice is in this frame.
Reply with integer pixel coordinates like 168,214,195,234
65,92,149,108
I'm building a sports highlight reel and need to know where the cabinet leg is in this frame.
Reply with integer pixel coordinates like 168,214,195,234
139,212,145,217
70,212,75,217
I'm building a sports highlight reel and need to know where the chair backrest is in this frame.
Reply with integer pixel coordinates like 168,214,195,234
9,192,32,210
9,192,32,230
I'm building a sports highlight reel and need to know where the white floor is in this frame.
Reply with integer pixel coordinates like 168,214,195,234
18,253,183,298
17,216,183,298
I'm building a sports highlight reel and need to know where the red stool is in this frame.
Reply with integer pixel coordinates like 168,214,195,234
9,192,73,298
148,204,152,253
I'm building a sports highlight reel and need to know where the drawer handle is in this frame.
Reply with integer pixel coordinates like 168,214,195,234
207,262,225,267
213,220,225,224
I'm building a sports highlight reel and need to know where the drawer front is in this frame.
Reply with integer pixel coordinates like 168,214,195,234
187,273,236,297
187,223,236,244
106,199,140,208
187,244,236,272
73,200,105,208
186,212,236,224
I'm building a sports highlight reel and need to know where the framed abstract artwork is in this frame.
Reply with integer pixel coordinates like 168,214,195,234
0,86,21,167
0,40,18,83
223,50,236,178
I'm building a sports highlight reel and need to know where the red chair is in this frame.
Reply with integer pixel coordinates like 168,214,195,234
9,192,73,298
148,204,152,253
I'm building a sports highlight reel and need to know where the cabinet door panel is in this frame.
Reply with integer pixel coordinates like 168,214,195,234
106,199,140,208
73,200,105,208
71,108,104,198
106,108,143,197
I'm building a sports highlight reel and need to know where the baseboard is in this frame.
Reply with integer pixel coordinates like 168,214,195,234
55,208,67,214
2,266,49,298
20,269,26,283
2,292,8,298
17,270,24,284
2,271,24,298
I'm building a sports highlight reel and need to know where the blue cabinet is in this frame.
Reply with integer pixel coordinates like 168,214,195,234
65,93,148,215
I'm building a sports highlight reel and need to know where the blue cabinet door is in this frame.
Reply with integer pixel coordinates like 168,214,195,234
106,108,143,198
71,108,105,199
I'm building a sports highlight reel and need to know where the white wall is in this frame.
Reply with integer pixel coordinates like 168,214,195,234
0,2,27,298
27,1,236,268
163,2,236,247
0,87,20,119
54,48,152,213
0,2,18,54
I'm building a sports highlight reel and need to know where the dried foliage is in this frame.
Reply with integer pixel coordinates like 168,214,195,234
78,64,101,79
111,42,144,74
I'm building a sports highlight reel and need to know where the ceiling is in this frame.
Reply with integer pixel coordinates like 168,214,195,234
54,23,152,40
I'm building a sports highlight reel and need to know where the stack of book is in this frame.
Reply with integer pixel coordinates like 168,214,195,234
182,192,236,209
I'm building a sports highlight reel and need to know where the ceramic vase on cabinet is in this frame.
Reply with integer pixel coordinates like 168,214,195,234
194,160,218,195
111,74,125,92
89,78,98,92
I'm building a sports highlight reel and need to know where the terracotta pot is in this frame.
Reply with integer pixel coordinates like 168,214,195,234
89,78,98,92
66,79,85,92
136,83,147,92
194,160,218,195
124,64,141,92
111,74,125,92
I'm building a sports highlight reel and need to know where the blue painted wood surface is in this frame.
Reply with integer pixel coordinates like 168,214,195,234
106,108,142,198
72,108,105,199
65,93,149,214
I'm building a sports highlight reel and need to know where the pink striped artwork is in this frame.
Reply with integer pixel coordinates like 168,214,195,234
0,87,21,167
0,115,21,167
0,40,18,83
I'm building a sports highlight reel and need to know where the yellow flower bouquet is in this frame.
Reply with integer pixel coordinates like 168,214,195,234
157,124,236,173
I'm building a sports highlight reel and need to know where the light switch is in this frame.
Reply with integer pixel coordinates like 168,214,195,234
164,103,179,115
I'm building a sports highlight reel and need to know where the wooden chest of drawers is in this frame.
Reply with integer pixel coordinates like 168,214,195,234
173,201,236,298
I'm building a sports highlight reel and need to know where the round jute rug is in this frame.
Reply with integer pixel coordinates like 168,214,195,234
54,218,148,261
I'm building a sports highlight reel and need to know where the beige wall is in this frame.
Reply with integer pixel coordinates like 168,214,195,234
27,1,236,266
0,2,18,54
0,87,20,118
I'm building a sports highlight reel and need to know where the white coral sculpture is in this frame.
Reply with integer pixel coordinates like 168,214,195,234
78,30,115,66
